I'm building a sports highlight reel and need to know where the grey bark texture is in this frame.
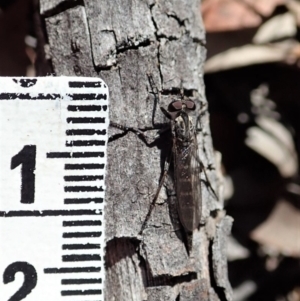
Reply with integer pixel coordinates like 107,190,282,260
38,0,233,300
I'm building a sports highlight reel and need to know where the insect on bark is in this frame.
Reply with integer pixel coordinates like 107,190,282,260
160,98,202,233
110,94,203,235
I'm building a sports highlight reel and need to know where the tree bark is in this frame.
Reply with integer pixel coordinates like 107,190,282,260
37,1,233,300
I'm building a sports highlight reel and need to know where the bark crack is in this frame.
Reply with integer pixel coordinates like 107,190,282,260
147,271,198,287
149,2,163,89
166,13,186,27
42,0,84,17
84,9,105,73
105,237,141,268
138,236,197,288
116,39,152,54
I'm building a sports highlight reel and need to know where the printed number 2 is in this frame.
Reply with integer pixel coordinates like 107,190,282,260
3,262,37,301
11,145,36,204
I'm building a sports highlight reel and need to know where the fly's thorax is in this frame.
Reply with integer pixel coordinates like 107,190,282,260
174,113,196,142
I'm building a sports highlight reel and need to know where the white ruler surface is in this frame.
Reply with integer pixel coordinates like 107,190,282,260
0,77,109,301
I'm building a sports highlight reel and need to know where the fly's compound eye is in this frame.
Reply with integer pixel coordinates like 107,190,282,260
185,100,196,110
168,101,182,112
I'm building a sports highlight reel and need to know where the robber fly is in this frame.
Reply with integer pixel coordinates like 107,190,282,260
110,96,202,234
110,86,204,235
160,98,201,233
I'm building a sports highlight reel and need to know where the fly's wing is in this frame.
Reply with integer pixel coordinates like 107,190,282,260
174,134,201,233
190,136,201,228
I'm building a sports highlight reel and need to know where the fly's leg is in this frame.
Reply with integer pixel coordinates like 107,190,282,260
200,161,219,200
109,121,168,145
109,75,165,144
110,119,174,234
195,135,219,200
139,148,173,234
195,104,219,200
110,121,147,136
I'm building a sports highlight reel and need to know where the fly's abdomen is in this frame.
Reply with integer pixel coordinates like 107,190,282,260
174,143,198,233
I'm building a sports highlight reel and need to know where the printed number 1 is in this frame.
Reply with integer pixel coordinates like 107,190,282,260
11,145,36,204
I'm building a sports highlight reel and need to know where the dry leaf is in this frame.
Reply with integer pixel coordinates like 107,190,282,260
202,0,262,32
251,200,300,257
245,116,298,178
204,40,299,73
224,175,234,200
227,235,250,261
287,0,300,26
214,151,226,201
253,12,297,44
255,116,297,166
233,281,257,301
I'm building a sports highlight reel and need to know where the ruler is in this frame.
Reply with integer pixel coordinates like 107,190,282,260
0,77,109,301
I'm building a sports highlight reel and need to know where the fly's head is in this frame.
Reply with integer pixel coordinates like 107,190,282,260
161,98,196,142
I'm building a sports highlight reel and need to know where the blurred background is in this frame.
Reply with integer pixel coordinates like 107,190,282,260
0,0,36,77
203,1,300,300
0,0,299,300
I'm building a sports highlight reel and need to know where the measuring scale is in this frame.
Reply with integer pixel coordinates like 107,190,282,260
0,77,109,301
